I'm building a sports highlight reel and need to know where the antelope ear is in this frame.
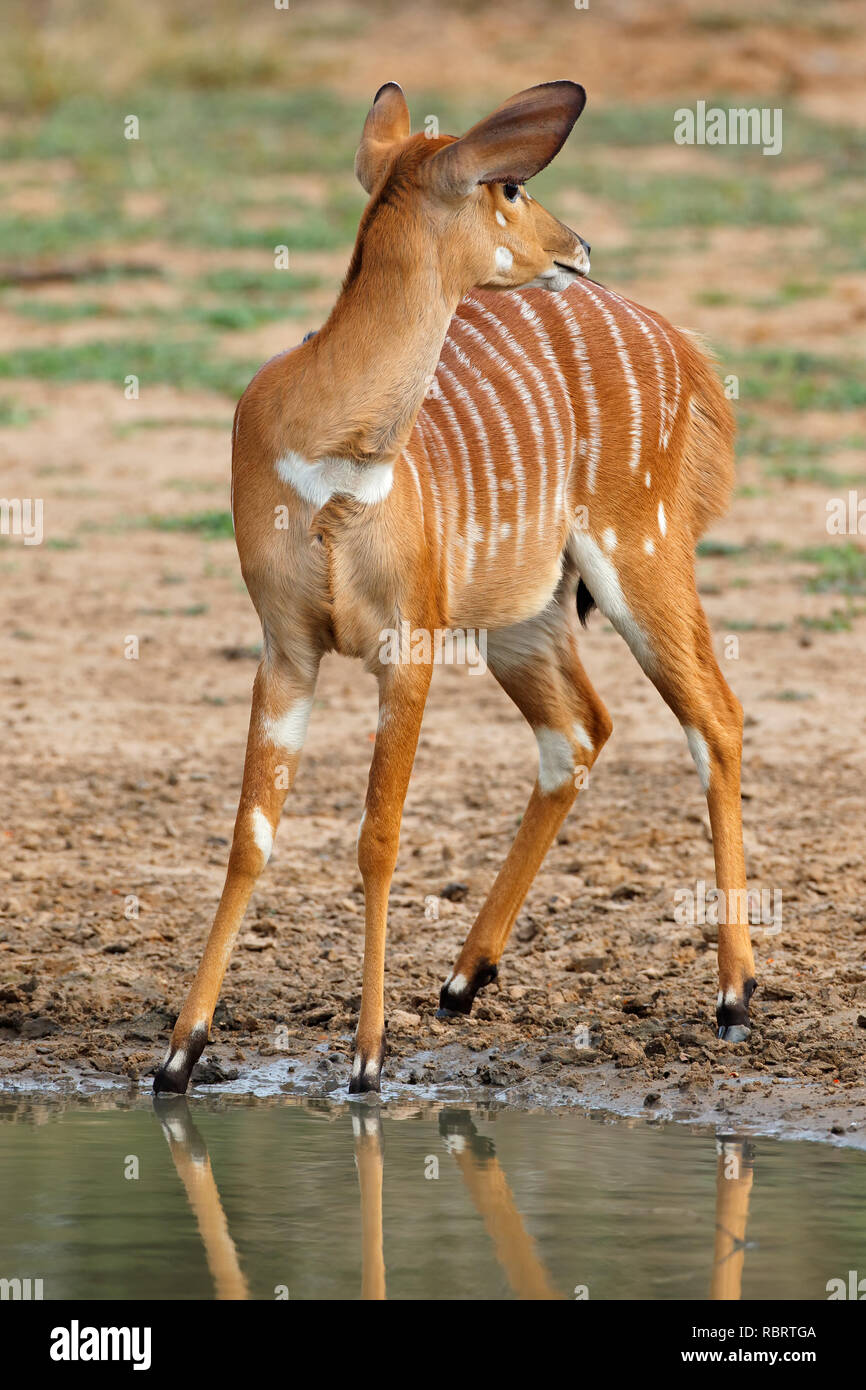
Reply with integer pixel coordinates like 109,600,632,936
354,82,411,194
427,81,585,199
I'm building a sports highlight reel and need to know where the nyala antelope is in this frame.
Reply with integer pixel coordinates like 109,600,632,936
154,81,757,1096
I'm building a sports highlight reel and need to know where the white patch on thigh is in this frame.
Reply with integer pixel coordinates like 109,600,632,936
567,529,654,672
262,696,314,752
684,725,711,792
251,807,274,862
535,727,574,793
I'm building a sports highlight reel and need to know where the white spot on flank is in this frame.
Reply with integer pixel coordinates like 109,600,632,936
535,727,574,794
568,529,654,672
251,807,274,862
601,527,617,553
644,537,655,555
494,246,513,273
261,696,313,753
495,211,507,228
658,501,667,536
645,471,651,488
500,522,512,539
275,450,394,508
684,726,711,792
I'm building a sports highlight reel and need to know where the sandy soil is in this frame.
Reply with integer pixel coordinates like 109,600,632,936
1,2,864,1145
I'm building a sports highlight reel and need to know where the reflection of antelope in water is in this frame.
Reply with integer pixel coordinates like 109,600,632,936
154,1098,249,1300
351,1107,561,1300
439,1111,563,1300
352,1111,386,1300
710,1135,755,1301
155,1102,756,1301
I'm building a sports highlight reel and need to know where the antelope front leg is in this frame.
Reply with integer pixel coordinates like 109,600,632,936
154,653,318,1094
350,661,432,1094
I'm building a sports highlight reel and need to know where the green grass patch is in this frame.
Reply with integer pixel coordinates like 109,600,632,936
143,510,234,540
796,543,866,595
735,349,866,411
0,339,262,397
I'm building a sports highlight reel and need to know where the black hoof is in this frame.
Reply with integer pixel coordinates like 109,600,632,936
152,1024,208,1095
715,978,756,1043
437,962,498,1019
348,1037,385,1094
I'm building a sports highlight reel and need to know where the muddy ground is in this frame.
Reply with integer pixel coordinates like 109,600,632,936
0,0,864,1144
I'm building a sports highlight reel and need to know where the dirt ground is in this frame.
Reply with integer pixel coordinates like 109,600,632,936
0,0,864,1143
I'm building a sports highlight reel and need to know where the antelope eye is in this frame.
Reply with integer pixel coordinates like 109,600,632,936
503,183,520,202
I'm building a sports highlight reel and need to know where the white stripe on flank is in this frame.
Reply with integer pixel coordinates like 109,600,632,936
400,445,425,524
511,292,577,526
410,429,443,540
450,316,531,558
658,500,667,537
420,414,459,599
605,287,669,452
441,340,515,559
578,282,642,471
433,393,479,580
462,299,552,539
437,357,499,561
644,311,682,449
545,293,602,492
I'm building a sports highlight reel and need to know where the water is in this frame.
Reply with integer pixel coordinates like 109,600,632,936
0,1094,863,1301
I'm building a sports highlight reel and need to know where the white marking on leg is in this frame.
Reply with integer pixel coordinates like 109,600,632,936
261,696,314,752
568,529,654,672
717,991,724,1007
251,807,274,862
572,721,594,753
684,726,711,792
448,973,469,996
724,987,738,1006
535,727,575,794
